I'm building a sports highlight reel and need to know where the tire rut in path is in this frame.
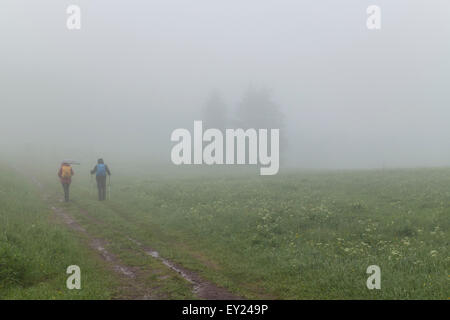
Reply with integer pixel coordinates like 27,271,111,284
49,205,155,299
76,205,241,300
127,237,240,300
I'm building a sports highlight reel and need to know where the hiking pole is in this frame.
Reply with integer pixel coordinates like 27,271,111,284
89,173,92,195
108,175,111,200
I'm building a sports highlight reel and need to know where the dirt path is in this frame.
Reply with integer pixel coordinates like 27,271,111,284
127,237,239,300
51,205,157,299
33,176,240,300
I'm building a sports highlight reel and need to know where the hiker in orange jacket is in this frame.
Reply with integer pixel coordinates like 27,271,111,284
58,162,74,202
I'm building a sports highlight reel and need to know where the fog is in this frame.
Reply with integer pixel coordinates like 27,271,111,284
1,0,449,170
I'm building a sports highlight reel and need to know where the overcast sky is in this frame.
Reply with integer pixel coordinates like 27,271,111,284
0,1,449,169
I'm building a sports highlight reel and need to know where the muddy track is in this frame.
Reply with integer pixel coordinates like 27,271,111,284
32,176,240,300
49,204,156,299
127,237,239,300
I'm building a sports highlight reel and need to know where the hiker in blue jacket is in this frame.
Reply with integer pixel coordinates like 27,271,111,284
90,158,111,201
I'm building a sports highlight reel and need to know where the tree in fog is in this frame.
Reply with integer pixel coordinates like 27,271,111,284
235,87,287,164
236,87,284,130
202,90,228,130
236,87,286,143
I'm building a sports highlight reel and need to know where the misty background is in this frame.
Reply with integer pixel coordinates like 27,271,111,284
0,0,449,170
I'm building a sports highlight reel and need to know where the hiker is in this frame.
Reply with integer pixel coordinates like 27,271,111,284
58,161,74,202
90,158,111,201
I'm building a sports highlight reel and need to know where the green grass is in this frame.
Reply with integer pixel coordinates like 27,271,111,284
0,165,117,299
4,162,449,299
39,166,449,299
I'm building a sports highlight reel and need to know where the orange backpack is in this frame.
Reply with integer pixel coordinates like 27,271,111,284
61,165,72,178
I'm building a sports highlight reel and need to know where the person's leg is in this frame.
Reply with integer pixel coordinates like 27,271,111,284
100,176,107,200
63,183,69,202
62,183,66,201
66,183,70,201
96,176,102,200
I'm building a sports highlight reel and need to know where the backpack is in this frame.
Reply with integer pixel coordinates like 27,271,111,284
97,164,106,176
61,165,72,178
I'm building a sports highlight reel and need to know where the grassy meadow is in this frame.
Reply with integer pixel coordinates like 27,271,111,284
1,161,449,299
0,165,117,299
